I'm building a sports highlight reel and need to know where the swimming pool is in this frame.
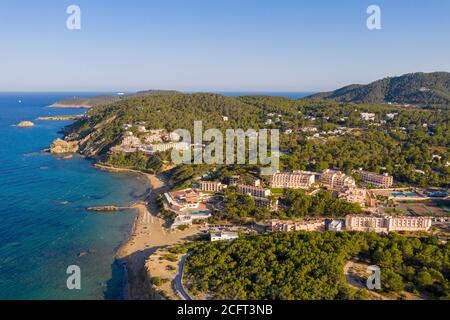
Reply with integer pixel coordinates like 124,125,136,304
188,210,210,215
428,192,449,198
390,193,420,198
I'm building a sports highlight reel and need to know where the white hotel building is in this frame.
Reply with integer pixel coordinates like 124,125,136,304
357,169,394,188
210,231,239,242
345,215,432,233
270,171,316,189
237,185,272,198
320,169,356,190
200,181,226,193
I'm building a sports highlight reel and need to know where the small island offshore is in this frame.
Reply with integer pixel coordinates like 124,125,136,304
16,121,34,127
46,72,450,301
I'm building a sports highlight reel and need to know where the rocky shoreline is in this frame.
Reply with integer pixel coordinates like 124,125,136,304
48,138,79,154
87,206,121,212
41,109,173,300
48,103,92,109
37,115,83,121
45,121,196,300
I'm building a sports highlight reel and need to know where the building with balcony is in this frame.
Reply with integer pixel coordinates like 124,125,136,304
357,169,394,188
270,171,316,189
271,219,325,232
163,188,210,219
122,132,141,146
200,181,226,193
345,215,432,233
228,175,241,186
237,185,272,198
320,169,356,190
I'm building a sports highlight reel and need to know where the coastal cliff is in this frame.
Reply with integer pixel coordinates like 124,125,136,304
141,263,169,300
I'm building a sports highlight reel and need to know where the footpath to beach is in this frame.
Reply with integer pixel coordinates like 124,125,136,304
94,163,201,300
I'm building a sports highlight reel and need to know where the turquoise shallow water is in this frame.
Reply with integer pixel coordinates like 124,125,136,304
0,93,149,300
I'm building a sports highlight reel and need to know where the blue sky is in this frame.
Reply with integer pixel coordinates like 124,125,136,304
0,0,449,92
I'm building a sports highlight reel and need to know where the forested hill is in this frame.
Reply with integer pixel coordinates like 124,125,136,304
64,93,265,156
61,92,450,187
51,89,179,108
308,72,450,106
184,232,450,300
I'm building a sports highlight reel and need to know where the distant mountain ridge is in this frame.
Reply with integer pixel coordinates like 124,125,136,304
308,72,450,106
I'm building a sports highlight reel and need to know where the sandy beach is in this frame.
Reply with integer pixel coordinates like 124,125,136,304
93,163,157,189
94,163,201,299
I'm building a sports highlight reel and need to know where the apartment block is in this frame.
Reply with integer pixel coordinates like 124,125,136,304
271,219,324,232
122,133,141,146
320,169,356,190
237,184,272,198
228,175,241,186
200,181,226,193
358,169,394,188
149,142,190,153
345,215,432,233
270,171,316,189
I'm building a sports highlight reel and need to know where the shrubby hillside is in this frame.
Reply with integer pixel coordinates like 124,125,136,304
63,92,449,187
309,72,450,106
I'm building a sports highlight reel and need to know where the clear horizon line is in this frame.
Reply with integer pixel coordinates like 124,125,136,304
0,90,318,94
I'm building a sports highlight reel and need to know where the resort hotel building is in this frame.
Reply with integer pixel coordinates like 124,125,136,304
320,169,356,190
345,215,432,233
237,185,272,198
270,171,316,189
200,181,226,193
271,219,324,232
357,169,394,188
163,188,211,219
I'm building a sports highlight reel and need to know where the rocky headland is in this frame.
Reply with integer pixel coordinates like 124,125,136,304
49,138,79,154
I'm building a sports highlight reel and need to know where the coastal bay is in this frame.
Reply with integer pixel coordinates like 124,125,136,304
93,163,202,300
0,93,150,300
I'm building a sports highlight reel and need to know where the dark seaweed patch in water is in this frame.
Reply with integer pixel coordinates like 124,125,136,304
104,259,127,300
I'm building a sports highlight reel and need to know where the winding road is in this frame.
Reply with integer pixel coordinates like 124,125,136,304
174,254,192,300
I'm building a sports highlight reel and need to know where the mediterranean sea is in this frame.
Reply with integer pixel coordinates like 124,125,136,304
0,91,311,300
0,93,149,300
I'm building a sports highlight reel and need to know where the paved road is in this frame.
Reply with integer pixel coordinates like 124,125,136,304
174,254,192,300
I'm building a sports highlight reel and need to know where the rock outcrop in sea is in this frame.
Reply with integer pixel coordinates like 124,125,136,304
50,138,79,154
17,121,34,127
87,206,120,212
